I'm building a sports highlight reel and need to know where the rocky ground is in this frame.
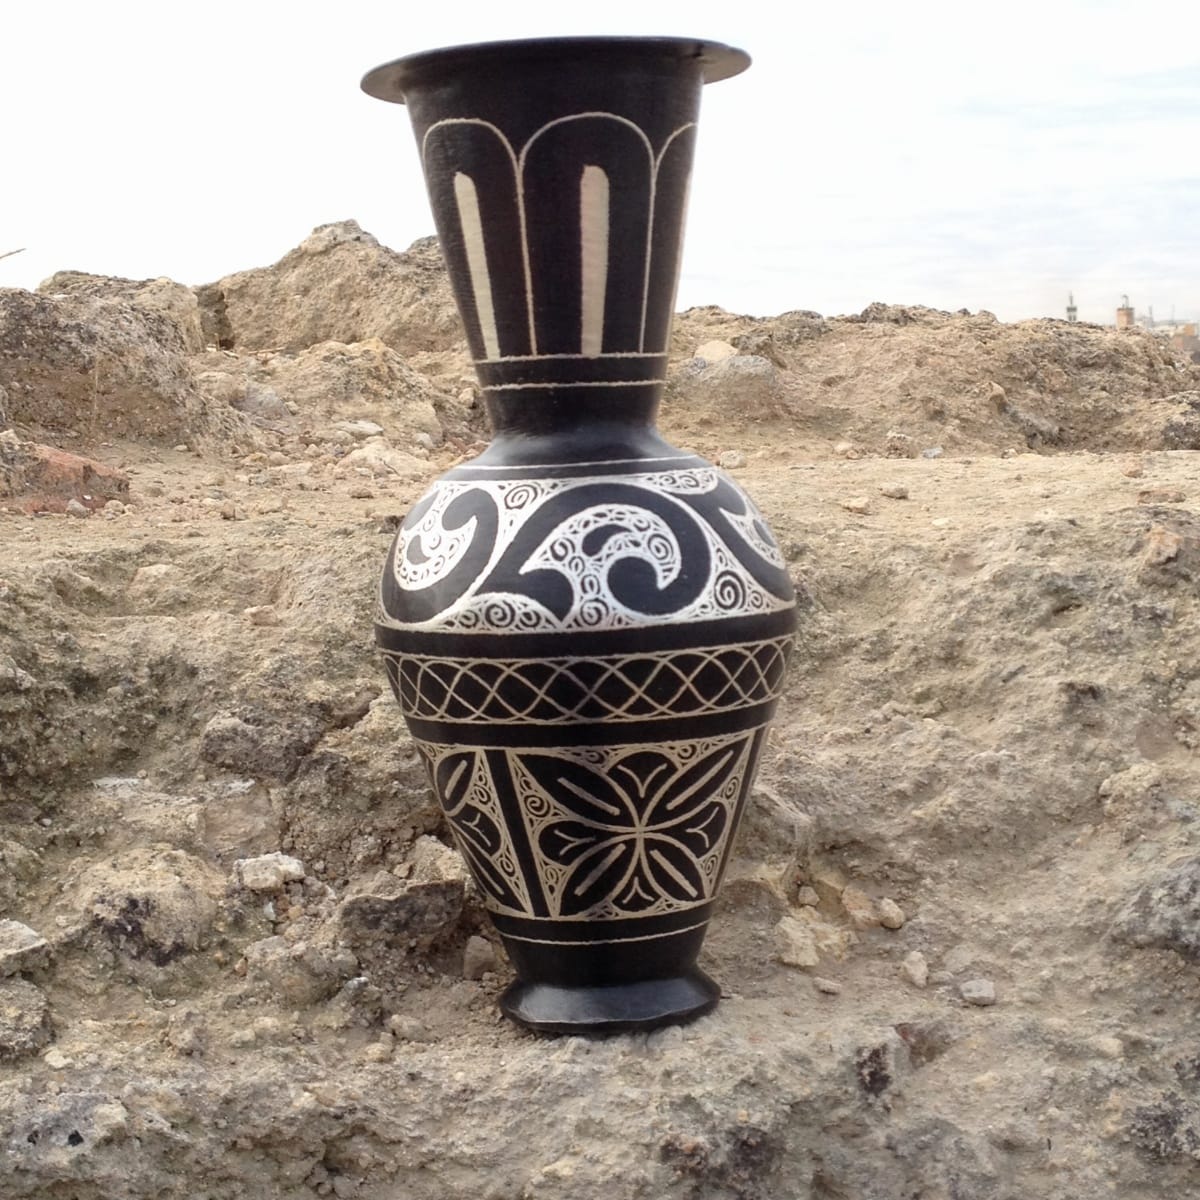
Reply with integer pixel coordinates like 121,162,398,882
3,222,1200,1198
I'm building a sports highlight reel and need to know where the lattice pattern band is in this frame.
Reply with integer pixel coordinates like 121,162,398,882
382,634,793,724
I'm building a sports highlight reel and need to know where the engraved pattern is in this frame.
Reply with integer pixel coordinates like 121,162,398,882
413,733,757,921
418,744,533,915
379,466,794,632
510,733,753,919
384,635,793,724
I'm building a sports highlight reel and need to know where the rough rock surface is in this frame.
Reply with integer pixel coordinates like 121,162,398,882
3,227,1200,1197
196,222,464,355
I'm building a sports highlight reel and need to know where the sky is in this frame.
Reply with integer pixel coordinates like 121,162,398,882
2,0,1198,326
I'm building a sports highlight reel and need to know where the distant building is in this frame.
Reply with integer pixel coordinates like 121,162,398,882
1066,293,1077,322
1116,295,1135,329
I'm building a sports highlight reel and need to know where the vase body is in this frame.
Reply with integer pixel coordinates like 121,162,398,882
364,38,796,1033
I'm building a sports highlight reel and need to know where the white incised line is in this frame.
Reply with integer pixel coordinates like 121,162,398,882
424,113,696,359
579,164,610,358
453,172,500,359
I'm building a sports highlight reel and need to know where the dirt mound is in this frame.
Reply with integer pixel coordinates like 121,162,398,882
195,221,464,356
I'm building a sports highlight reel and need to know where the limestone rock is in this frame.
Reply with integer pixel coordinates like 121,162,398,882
242,934,356,1007
0,979,51,1060
462,935,497,980
234,852,306,892
0,920,50,977
1111,857,1200,959
332,438,428,481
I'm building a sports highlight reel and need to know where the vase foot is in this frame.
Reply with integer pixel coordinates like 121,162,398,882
499,969,720,1035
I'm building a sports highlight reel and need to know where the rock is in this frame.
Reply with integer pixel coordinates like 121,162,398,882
199,709,327,782
877,899,906,930
1138,488,1186,505
362,1040,393,1063
987,381,1007,409
65,498,90,519
1142,524,1184,567
901,951,929,988
462,935,497,981
0,979,51,1060
0,919,50,977
332,439,427,481
840,496,872,515
0,441,129,511
885,430,917,458
243,604,280,626
879,484,909,500
338,837,467,956
813,977,842,995
960,978,997,1007
234,852,306,892
718,449,746,469
1111,856,1200,959
66,849,223,966
388,1013,437,1043
774,909,857,969
833,441,861,459
796,886,821,907
335,419,384,439
922,446,945,459
694,339,737,363
840,886,879,928
42,1047,72,1070
669,354,781,418
165,1009,206,1056
242,935,357,1007
196,225,462,355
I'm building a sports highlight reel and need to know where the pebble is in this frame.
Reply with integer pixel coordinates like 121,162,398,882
1137,488,1186,505
461,935,497,981
813,977,842,995
833,441,861,459
362,1040,393,1063
65,498,91,519
960,978,997,1007
796,886,821,907
43,1047,73,1070
335,420,384,440
930,516,953,528
718,449,746,469
877,899,906,930
901,951,929,989
840,496,872,515
414,432,438,452
879,484,909,500
840,885,879,928
921,446,944,459
1122,459,1145,478
0,979,51,1059
243,605,281,627
173,444,189,453
235,852,306,892
0,920,50,977
388,1014,436,1043
348,486,374,500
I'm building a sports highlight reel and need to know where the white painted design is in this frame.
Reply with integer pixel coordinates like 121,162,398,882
454,172,500,360
378,466,793,633
579,165,610,357
423,112,697,362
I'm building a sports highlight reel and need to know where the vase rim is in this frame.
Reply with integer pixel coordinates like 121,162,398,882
361,36,750,104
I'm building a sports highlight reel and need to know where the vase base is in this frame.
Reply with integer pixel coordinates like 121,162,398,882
499,969,720,1035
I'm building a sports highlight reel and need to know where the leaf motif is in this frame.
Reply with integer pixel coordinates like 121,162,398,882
520,754,636,830
645,742,741,827
557,838,637,916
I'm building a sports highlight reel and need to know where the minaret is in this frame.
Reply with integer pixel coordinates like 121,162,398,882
1116,295,1135,329
1066,292,1077,322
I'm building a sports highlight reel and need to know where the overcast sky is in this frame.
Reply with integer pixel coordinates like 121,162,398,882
2,0,1197,326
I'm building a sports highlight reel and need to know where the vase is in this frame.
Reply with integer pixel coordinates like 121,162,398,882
363,37,797,1033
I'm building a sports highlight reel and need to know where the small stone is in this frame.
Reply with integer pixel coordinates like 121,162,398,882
362,1040,393,1063
173,444,189,453
235,852,306,892
0,920,50,977
1122,459,1145,478
65,498,90,519
694,339,737,363
878,899,906,930
885,430,917,458
0,979,52,1060
813,977,842,995
833,441,861,459
103,499,126,515
348,486,374,500
243,605,281,627
987,381,1007,409
1138,488,1186,505
462,935,497,981
1089,1035,1124,1060
930,516,953,529
960,978,997,1007
901,951,928,988
718,449,746,469
334,419,384,440
388,1014,436,1043
840,496,872,515
921,446,944,459
840,885,879,928
796,886,821,907
1143,524,1183,566
43,1047,73,1070
879,484,909,500
220,500,237,520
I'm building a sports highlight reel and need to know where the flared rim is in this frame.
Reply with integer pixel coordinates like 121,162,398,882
361,36,751,104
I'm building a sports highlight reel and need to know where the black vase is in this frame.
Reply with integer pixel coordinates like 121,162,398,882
363,37,797,1033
